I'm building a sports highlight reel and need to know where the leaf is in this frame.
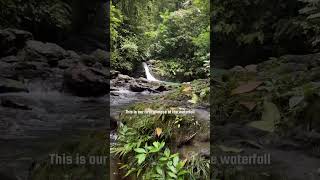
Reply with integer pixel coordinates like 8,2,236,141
173,156,179,167
247,101,279,132
164,148,170,157
168,171,178,178
135,154,146,164
261,101,280,123
176,159,187,170
188,93,199,104
168,164,177,173
137,169,142,177
155,127,163,137
159,157,168,161
156,166,164,175
134,148,146,153
178,170,189,176
124,168,136,177
289,96,304,108
239,101,257,111
159,142,165,150
218,145,243,153
231,81,263,95
182,86,192,93
153,141,161,148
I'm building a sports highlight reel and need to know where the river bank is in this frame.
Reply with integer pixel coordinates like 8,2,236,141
212,54,320,180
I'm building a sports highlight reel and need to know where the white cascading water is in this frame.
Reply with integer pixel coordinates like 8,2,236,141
143,62,158,81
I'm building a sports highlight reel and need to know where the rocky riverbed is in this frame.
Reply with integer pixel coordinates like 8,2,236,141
0,28,109,179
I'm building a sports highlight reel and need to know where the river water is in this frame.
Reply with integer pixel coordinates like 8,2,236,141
0,83,108,179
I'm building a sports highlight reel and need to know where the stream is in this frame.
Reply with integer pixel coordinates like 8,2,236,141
110,63,162,179
109,63,210,179
0,82,108,179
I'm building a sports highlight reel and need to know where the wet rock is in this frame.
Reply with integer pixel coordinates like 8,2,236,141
57,51,80,69
1,98,32,110
110,70,119,79
118,74,133,81
23,40,68,67
0,61,17,79
154,85,167,92
0,29,33,57
14,61,51,79
63,64,109,96
0,77,28,93
129,82,147,92
0,56,19,63
58,59,78,69
137,77,149,83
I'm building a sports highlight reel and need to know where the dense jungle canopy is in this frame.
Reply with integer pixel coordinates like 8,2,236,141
212,0,320,67
111,0,210,81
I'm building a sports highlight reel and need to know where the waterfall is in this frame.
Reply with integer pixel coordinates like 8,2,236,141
142,62,158,81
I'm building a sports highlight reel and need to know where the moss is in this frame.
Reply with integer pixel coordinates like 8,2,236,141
119,101,199,143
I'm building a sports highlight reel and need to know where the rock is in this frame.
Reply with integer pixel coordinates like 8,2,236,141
154,85,167,92
118,74,133,81
80,54,96,67
0,56,19,63
57,51,80,69
1,98,32,110
58,58,78,69
0,61,17,79
230,65,246,72
63,64,109,96
129,82,147,92
311,67,320,81
14,61,51,79
67,50,80,59
0,28,33,56
0,77,28,93
23,40,68,67
137,77,149,83
244,64,257,73
91,49,109,66
110,70,119,79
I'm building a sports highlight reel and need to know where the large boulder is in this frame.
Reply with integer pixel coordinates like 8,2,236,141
63,64,109,96
91,49,109,66
129,82,148,92
23,40,68,67
0,61,17,79
0,77,28,93
0,29,33,57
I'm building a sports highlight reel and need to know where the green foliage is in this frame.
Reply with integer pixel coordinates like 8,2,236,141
186,153,210,180
111,124,189,179
0,0,71,30
212,0,320,55
165,79,210,106
111,0,210,79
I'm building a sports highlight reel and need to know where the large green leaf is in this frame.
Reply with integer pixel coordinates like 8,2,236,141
247,101,280,132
